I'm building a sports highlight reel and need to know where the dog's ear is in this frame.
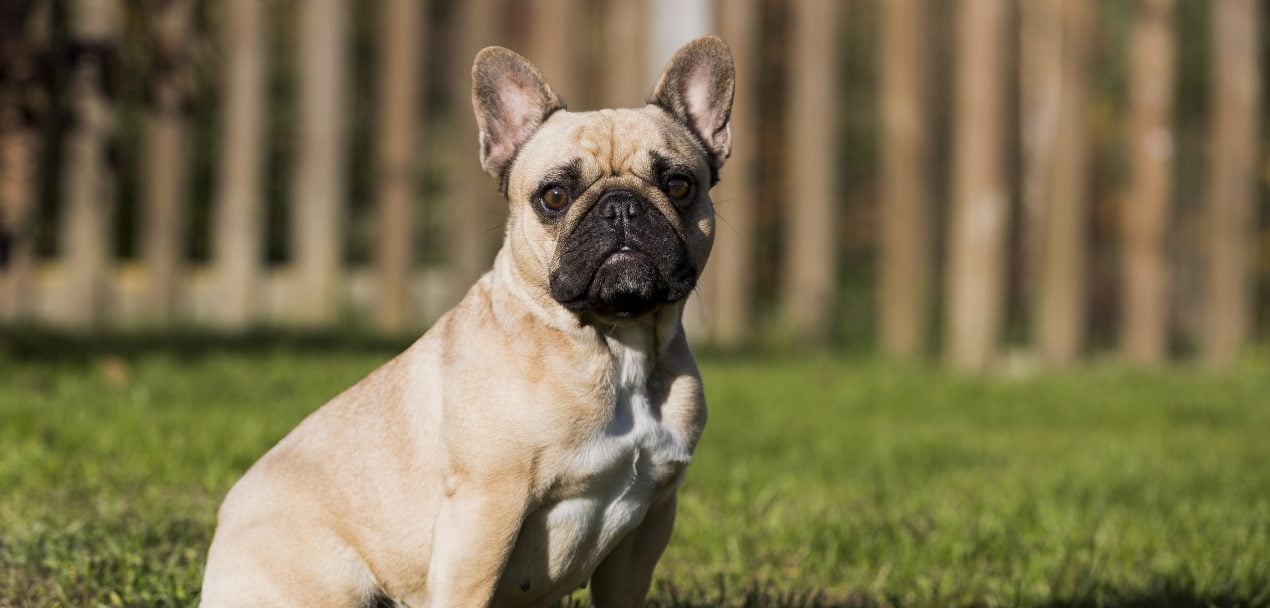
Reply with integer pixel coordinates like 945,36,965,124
472,47,565,178
649,36,736,169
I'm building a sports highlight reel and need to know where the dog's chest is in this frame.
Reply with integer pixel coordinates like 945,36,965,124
558,347,690,531
498,334,692,604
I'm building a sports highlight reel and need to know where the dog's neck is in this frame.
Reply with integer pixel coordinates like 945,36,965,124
488,247,686,369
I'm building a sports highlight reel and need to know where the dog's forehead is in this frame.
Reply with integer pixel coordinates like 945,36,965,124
512,107,703,184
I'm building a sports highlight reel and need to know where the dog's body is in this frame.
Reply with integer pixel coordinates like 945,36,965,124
201,38,734,608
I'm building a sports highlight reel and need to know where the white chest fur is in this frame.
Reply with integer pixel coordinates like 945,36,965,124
507,327,693,599
560,327,692,526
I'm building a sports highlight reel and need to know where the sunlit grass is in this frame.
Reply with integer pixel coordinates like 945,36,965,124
2,333,1268,606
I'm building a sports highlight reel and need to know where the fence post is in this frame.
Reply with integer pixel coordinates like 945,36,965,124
447,0,501,301
782,0,838,344
526,0,578,104
62,0,121,326
1120,0,1175,364
291,0,349,325
211,0,268,329
1019,0,1062,312
1204,0,1261,368
647,0,712,90
141,0,196,322
879,0,931,358
700,0,757,348
375,0,427,332
1034,0,1092,365
599,0,649,109
946,0,1008,372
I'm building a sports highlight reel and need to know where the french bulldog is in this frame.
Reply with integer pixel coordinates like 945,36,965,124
200,35,734,608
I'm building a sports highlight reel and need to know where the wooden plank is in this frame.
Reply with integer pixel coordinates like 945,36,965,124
1120,0,1176,364
782,0,839,343
447,0,502,302
526,0,578,104
141,0,196,322
291,0,350,325
598,0,649,109
945,0,1008,371
1204,0,1261,368
1035,0,1093,364
879,0,931,358
61,0,121,327
699,0,758,347
375,0,427,332
211,0,268,329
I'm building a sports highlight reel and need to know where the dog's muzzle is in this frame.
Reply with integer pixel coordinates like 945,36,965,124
549,189,696,319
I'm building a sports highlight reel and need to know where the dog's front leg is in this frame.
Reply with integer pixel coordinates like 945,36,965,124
421,483,528,608
588,492,678,608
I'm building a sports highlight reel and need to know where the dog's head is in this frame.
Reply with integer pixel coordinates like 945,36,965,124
472,37,734,323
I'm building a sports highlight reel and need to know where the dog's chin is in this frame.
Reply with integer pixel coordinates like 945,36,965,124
552,250,693,321
586,251,668,320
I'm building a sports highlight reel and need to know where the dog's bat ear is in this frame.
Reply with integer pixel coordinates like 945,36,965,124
649,36,736,169
472,47,565,179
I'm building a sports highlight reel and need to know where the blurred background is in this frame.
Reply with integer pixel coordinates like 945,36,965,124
5,2,1270,604
0,0,1266,371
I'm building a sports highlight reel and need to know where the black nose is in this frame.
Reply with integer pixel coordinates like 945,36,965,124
596,190,646,220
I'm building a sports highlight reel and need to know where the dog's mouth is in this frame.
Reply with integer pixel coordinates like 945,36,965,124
583,249,671,319
548,204,697,321
552,246,695,320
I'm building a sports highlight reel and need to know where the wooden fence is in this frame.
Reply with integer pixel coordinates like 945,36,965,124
0,0,1264,370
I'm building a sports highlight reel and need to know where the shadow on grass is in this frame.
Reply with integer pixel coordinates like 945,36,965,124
559,582,857,608
1034,585,1270,608
0,326,827,367
0,325,415,364
599,580,1270,608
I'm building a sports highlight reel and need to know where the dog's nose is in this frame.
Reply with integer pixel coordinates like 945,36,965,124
595,190,646,219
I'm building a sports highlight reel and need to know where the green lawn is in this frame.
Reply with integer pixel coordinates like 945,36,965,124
2,332,1268,607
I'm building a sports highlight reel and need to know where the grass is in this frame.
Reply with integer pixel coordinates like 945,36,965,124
2,331,1269,607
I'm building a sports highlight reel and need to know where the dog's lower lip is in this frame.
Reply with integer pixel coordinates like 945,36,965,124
594,250,649,274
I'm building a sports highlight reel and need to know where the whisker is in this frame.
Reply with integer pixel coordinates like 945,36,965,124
689,284,711,327
713,210,741,238
480,222,508,237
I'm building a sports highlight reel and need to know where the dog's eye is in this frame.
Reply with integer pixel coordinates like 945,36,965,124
665,175,692,203
540,185,571,211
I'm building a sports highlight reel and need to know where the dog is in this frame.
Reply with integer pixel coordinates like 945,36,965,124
200,36,734,608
